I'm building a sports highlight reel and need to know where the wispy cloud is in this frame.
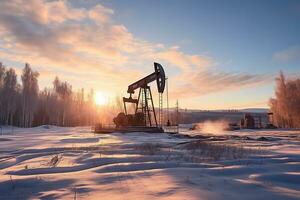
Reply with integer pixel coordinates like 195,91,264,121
170,70,272,98
273,46,300,62
0,0,272,99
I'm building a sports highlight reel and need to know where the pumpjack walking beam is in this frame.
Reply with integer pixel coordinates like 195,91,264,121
126,63,165,94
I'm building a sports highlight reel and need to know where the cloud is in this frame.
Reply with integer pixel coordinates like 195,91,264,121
273,46,300,62
0,0,85,25
88,4,114,25
0,0,272,100
0,0,139,90
154,47,213,73
0,2,130,67
170,70,272,98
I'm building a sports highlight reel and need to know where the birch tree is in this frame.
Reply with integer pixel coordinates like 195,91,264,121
21,63,39,127
2,68,18,125
0,61,116,127
0,63,6,123
53,77,72,126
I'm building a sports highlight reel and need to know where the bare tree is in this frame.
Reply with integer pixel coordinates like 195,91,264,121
53,77,72,126
269,72,300,128
2,68,18,125
0,63,6,123
0,61,117,128
21,63,39,127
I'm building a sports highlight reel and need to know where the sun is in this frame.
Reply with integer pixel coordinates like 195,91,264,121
94,91,108,106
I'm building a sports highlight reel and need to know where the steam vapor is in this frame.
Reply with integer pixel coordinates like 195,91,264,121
193,120,229,135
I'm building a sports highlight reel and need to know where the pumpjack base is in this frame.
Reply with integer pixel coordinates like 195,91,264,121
94,126,164,134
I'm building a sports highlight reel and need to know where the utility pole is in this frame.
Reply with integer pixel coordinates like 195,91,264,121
176,100,179,134
166,77,170,126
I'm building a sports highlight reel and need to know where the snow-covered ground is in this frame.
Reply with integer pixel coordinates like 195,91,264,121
0,126,300,199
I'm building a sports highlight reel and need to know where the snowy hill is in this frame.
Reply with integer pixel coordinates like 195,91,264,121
240,108,269,113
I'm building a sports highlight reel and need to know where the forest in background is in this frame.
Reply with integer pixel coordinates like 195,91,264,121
1,62,299,128
0,62,122,127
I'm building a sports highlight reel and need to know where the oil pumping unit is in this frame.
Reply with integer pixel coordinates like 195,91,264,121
113,62,166,132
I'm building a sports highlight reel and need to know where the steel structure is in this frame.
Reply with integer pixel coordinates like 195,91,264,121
123,62,166,127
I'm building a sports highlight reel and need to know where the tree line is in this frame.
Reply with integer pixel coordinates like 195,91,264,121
269,72,300,128
1,62,299,129
0,62,100,127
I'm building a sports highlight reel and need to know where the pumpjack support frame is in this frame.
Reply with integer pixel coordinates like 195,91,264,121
122,62,165,127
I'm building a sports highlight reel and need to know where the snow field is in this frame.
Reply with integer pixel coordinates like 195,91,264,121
0,126,299,199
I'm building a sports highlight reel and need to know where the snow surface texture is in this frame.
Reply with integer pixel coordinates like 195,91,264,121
0,126,300,199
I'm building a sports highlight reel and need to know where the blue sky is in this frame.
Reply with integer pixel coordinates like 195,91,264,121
77,0,300,108
0,0,299,109
101,0,300,71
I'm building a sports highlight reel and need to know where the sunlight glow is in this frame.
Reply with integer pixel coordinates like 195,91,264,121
94,91,108,106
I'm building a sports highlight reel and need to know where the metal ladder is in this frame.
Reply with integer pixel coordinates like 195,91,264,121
158,93,163,127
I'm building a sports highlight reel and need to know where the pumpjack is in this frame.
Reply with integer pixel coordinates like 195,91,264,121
112,62,166,132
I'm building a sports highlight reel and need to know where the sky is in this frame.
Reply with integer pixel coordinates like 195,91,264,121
0,0,299,109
